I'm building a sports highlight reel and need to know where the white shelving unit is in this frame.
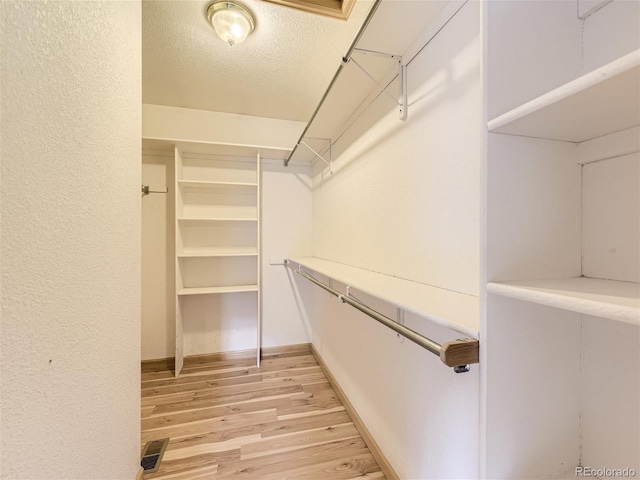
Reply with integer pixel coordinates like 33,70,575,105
485,32,639,479
290,256,479,338
486,50,640,321
171,143,267,375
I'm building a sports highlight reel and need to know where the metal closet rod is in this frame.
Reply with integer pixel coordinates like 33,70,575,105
284,0,385,167
284,260,480,372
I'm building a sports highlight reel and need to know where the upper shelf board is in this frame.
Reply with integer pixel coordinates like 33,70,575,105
178,180,257,192
487,277,639,326
288,256,479,338
142,138,291,160
488,50,640,143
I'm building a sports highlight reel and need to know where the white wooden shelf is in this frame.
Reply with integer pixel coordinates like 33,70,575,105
143,137,291,160
488,49,640,142
177,217,257,227
178,249,257,258
178,180,257,191
177,285,259,296
289,256,480,338
487,277,640,325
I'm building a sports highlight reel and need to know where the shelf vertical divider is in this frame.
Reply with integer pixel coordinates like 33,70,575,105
174,146,185,377
256,153,262,368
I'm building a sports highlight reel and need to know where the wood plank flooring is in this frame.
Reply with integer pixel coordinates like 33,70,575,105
141,344,386,479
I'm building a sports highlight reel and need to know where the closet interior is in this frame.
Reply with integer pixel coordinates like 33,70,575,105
141,0,639,478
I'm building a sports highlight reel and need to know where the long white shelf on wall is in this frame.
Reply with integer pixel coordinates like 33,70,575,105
289,256,480,338
488,49,639,142
178,285,259,296
487,277,640,326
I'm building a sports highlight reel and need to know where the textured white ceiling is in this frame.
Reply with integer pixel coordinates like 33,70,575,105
142,0,372,121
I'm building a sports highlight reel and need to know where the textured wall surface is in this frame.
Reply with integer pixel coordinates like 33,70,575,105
1,2,141,478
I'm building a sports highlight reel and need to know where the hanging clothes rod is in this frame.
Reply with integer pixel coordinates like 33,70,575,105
284,0,384,167
285,260,479,372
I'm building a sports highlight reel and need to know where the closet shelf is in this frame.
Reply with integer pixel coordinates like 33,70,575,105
178,249,257,258
488,49,640,142
177,217,257,227
143,137,291,160
288,256,480,338
178,285,258,296
487,277,640,325
178,180,257,191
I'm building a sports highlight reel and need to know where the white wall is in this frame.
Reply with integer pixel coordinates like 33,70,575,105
1,2,141,479
141,150,313,360
312,1,481,297
309,2,482,478
261,162,314,348
142,154,175,360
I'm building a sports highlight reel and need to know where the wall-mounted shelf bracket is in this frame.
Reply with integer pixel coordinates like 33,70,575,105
300,138,333,173
349,49,408,121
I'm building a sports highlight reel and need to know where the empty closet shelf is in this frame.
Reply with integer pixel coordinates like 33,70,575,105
177,217,257,226
488,49,639,142
178,285,258,295
288,256,480,338
177,250,258,258
177,180,257,191
487,277,640,325
142,137,291,160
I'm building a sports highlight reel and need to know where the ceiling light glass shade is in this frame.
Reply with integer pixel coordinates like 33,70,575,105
207,1,256,46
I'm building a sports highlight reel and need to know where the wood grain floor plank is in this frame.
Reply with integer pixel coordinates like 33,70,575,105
141,348,386,479
141,410,277,445
245,452,382,480
216,437,372,480
240,423,361,460
142,368,253,389
150,385,303,416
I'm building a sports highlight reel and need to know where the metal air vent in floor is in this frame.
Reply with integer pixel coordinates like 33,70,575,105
140,438,169,474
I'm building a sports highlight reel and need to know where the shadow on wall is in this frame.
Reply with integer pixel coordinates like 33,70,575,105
311,2,481,185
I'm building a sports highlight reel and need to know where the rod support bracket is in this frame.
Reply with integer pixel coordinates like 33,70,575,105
453,364,471,374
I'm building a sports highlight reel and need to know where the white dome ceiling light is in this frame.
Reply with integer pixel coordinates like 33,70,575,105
207,1,256,47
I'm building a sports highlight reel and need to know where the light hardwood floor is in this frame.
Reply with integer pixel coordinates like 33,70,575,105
141,344,387,479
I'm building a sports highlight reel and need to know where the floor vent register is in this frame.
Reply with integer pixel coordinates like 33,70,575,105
140,438,169,474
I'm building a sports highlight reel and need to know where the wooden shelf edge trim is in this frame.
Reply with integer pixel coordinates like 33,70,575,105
310,344,400,480
135,466,144,480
